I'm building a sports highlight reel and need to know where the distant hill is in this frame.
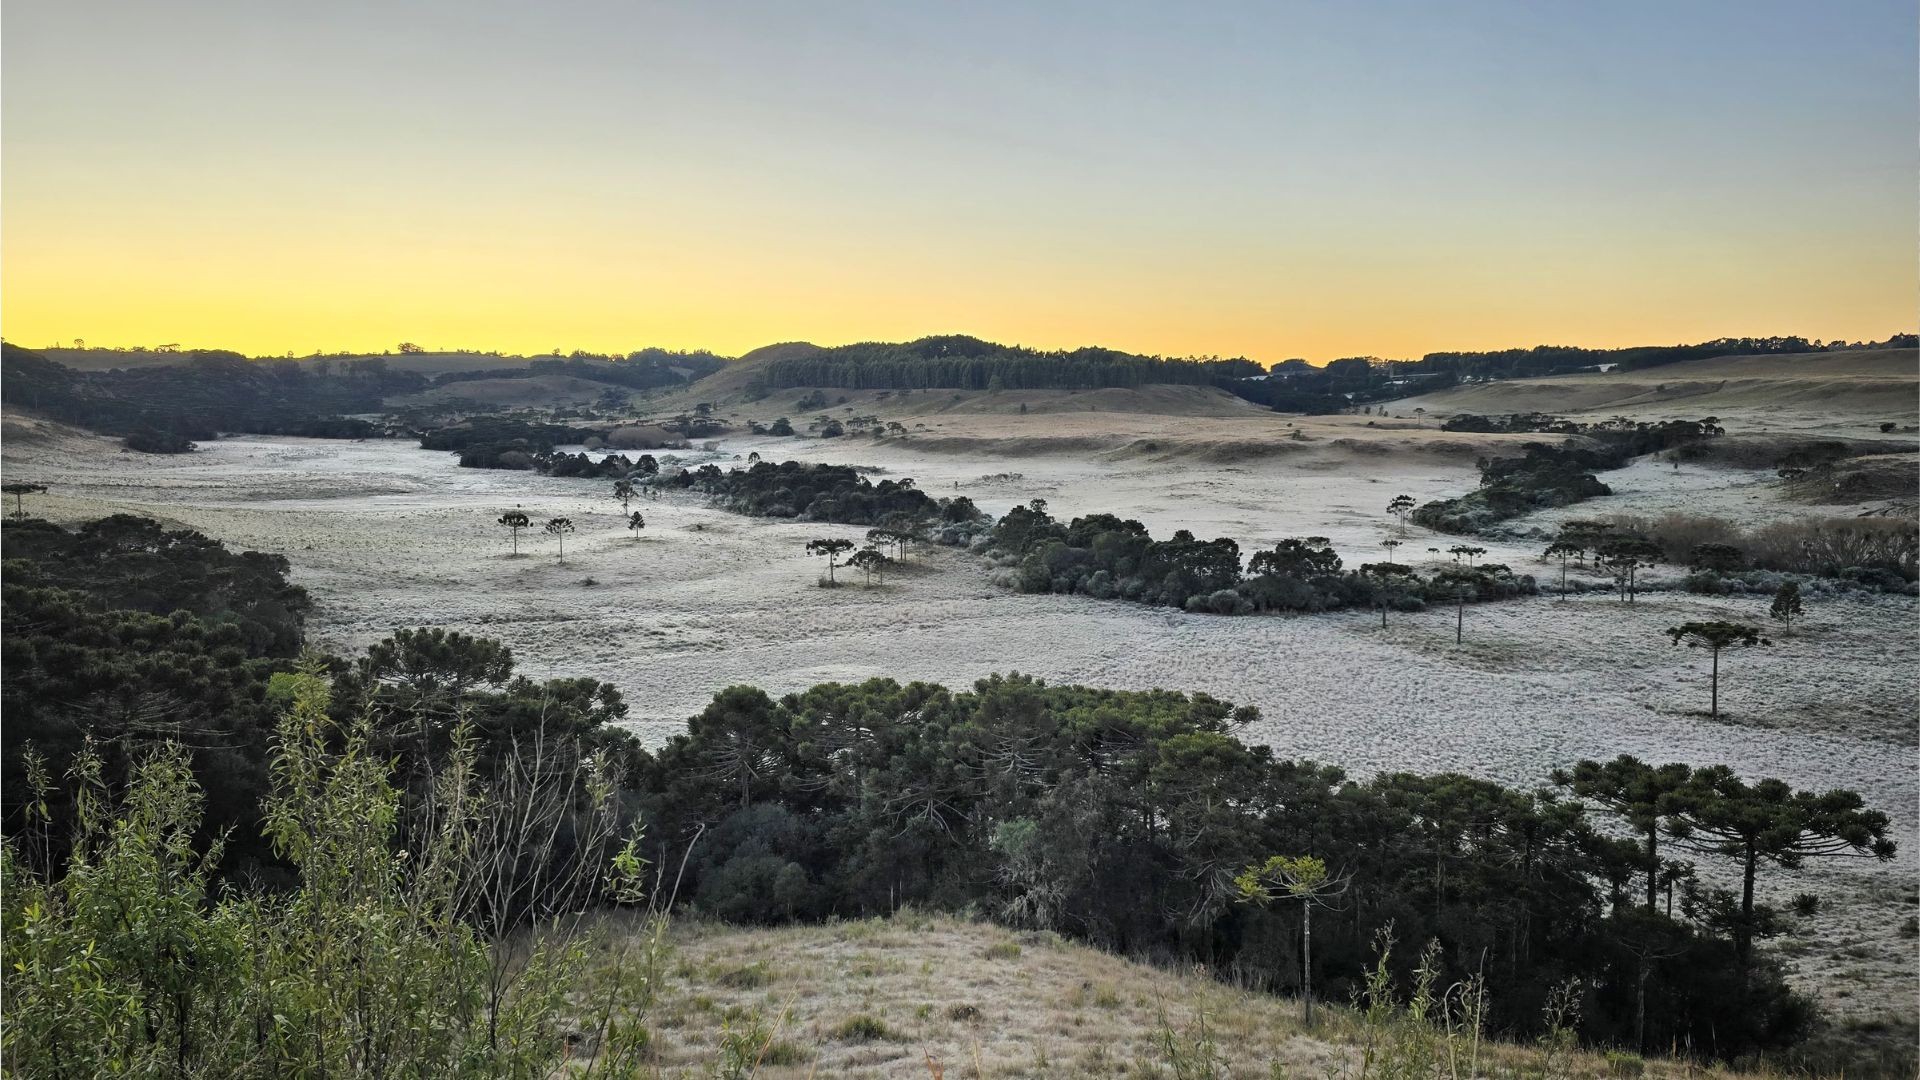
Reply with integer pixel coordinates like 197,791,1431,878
1393,348,1919,429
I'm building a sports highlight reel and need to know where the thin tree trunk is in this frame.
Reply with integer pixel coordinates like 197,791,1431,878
1635,953,1649,1052
1302,901,1315,1027
1736,842,1757,968
1645,827,1658,912
1710,648,1720,717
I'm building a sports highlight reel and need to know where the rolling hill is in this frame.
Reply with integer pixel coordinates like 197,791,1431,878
623,911,1887,1078
1393,348,1918,431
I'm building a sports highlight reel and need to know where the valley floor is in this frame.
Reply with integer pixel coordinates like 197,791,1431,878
4,420,1914,1031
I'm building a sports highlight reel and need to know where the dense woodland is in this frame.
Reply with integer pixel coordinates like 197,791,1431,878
0,343,412,446
659,459,983,530
753,335,1265,392
429,349,727,391
3,513,1900,1074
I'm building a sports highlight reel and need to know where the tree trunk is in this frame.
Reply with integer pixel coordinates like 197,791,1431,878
1644,826,1658,912
1455,594,1464,644
1737,840,1757,969
1710,647,1720,717
1302,901,1315,1027
1635,952,1649,1052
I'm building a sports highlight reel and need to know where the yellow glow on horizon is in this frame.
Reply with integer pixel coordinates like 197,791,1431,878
5,192,1912,363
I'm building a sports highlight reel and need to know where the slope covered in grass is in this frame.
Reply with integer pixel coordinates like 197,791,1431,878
625,911,1882,1078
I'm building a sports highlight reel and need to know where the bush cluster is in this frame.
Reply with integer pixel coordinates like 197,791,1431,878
1414,417,1725,535
986,503,1534,614
1610,512,1917,587
661,459,984,532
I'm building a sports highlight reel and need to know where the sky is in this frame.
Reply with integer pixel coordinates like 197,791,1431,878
3,1,1915,362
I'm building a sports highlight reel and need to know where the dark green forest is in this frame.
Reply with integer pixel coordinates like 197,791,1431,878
984,501,1535,614
0,343,414,445
754,335,1265,391
659,459,983,529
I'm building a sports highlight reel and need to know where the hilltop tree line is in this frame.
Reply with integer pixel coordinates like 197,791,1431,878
0,343,418,448
1252,334,1919,412
0,513,1900,1071
1224,333,1914,414
1418,333,1915,379
754,335,1265,392
429,349,727,392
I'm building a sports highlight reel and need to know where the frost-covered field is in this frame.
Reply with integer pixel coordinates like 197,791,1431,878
8,429,1915,1017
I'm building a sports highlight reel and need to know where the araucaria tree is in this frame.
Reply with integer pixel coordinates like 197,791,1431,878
1667,766,1896,968
1543,539,1584,598
1665,621,1768,717
627,511,646,540
1386,493,1415,532
3,481,48,519
613,478,637,512
1768,581,1802,632
544,516,575,561
1358,562,1417,628
1552,756,1694,911
1381,538,1402,563
866,525,918,563
1601,538,1663,602
847,545,893,585
1448,544,1486,566
806,537,855,584
497,510,530,555
1235,855,1350,1026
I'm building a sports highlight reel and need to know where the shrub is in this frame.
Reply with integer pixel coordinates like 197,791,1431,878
122,427,196,453
1613,513,1918,586
1605,1049,1647,1077
716,963,772,989
832,1014,896,1041
1,668,654,1078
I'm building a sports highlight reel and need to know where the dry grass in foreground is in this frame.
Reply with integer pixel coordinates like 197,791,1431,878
582,910,1831,1079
